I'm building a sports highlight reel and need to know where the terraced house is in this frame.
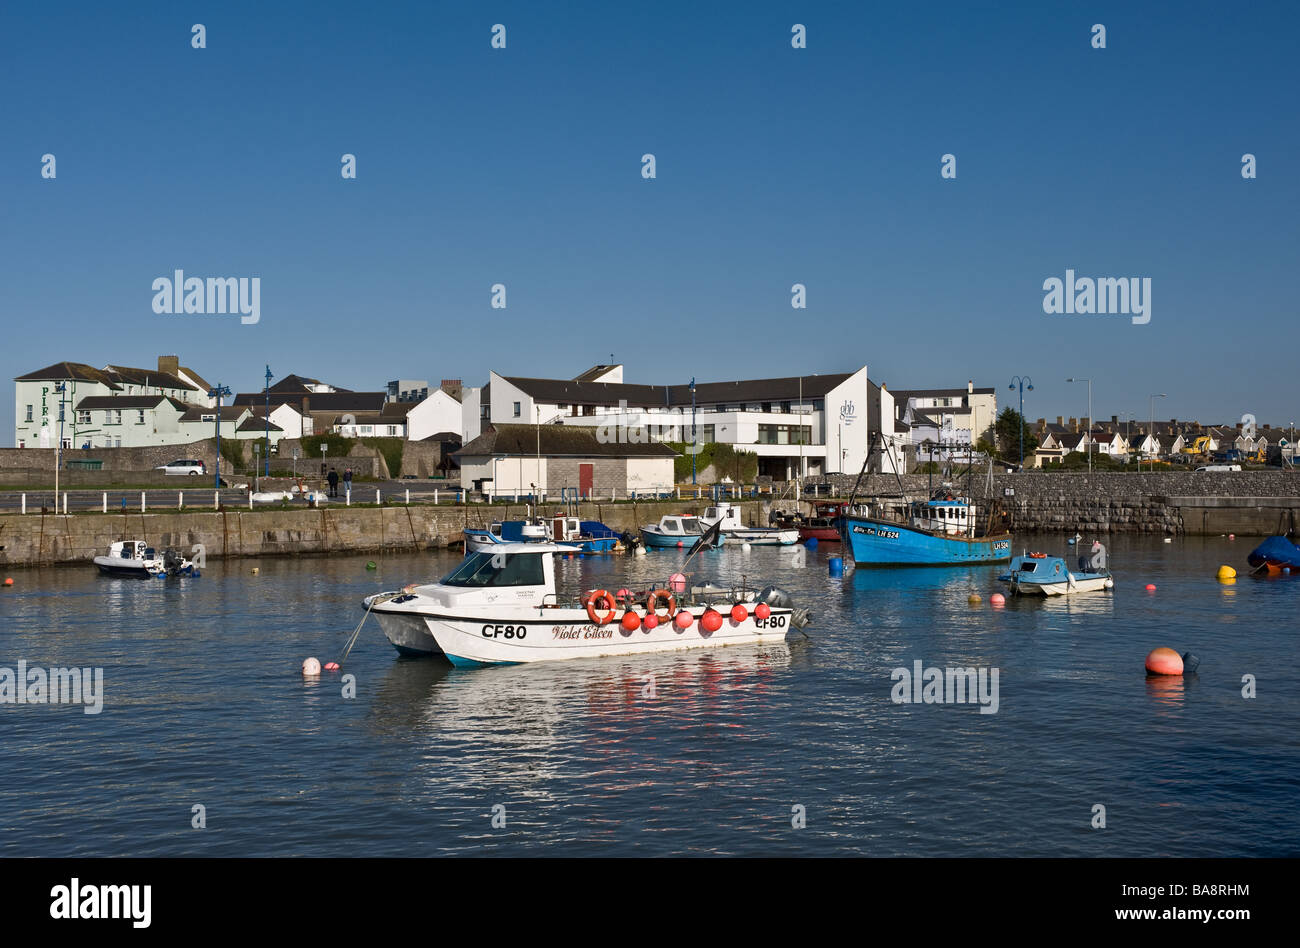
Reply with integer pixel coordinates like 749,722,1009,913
13,355,214,449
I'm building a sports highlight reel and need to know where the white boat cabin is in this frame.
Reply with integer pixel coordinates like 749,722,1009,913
909,497,976,536
700,503,745,532
653,515,704,537
106,540,152,561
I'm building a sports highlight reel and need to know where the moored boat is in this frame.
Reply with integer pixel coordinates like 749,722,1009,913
839,490,1012,566
365,543,810,666
641,513,722,549
465,515,621,554
1247,535,1300,574
699,502,798,545
93,540,195,578
796,501,844,543
999,550,1113,596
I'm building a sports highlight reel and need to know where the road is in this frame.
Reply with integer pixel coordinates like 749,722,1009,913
0,479,464,513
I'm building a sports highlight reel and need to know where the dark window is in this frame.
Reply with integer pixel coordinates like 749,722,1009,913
439,552,546,587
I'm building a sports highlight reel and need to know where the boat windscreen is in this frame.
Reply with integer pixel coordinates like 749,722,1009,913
439,551,546,587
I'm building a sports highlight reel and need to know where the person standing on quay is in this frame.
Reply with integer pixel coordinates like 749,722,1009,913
343,467,353,499
327,467,339,498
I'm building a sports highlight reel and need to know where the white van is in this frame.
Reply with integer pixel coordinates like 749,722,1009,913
1194,464,1241,472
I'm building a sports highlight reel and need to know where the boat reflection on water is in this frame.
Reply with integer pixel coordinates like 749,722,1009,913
361,643,796,794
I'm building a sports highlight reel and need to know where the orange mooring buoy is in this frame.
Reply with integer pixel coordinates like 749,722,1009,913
1145,647,1183,676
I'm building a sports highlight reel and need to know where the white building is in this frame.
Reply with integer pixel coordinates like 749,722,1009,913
405,388,464,442
482,365,887,481
14,356,212,449
455,423,676,498
892,382,997,463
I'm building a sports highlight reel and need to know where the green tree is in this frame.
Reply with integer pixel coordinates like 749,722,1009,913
994,408,1038,464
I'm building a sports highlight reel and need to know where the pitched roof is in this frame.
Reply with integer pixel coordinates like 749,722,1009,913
891,387,997,400
104,364,200,392
180,405,247,422
74,395,187,411
178,365,213,393
236,417,283,432
233,390,386,412
14,362,121,387
455,424,678,459
573,364,621,382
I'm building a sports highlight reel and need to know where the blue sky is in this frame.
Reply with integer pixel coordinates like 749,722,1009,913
2,1,1297,442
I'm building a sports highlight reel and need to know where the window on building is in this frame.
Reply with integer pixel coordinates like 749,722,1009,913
108,409,122,425
137,410,146,424
113,437,121,448
78,410,92,425
360,425,372,435
780,402,791,413
25,405,33,422
513,402,521,417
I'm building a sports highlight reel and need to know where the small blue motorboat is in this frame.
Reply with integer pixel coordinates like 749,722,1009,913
641,514,724,549
998,547,1113,596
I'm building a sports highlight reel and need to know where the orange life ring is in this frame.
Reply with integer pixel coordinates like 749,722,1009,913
645,589,676,618
586,590,617,625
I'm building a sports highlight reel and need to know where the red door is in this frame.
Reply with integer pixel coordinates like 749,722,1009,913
579,463,594,499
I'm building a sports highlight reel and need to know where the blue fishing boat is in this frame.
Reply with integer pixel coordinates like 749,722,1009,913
838,490,1012,567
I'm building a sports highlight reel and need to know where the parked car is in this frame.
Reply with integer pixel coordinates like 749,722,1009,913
1195,464,1241,472
156,459,208,476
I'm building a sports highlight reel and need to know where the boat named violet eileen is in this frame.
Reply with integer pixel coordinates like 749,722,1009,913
365,543,808,666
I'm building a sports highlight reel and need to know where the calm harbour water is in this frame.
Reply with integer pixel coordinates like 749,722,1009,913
2,534,1297,857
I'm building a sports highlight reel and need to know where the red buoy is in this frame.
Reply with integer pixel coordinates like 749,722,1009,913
1145,647,1183,675
730,603,749,623
674,610,693,631
643,613,659,630
1145,584,1157,592
621,610,641,632
754,602,771,620
700,609,723,634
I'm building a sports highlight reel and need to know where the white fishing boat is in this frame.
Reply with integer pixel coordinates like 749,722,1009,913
698,502,798,545
364,542,809,666
93,540,195,578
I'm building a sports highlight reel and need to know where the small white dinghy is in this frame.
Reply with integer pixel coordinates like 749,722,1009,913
365,542,810,667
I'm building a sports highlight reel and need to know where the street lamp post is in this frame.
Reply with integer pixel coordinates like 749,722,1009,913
690,377,697,486
1007,376,1034,470
208,384,231,490
1066,377,1092,473
264,365,272,477
1148,393,1167,472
